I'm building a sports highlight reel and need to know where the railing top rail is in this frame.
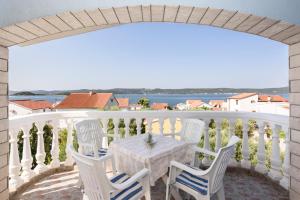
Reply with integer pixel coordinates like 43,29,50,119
9,110,289,129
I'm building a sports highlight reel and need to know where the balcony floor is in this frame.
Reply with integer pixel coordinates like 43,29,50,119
14,167,289,200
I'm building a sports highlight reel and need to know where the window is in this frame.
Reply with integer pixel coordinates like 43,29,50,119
236,100,239,105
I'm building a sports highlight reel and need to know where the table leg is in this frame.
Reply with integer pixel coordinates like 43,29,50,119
162,175,183,200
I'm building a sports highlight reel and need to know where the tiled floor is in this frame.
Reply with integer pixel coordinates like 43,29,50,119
14,168,289,200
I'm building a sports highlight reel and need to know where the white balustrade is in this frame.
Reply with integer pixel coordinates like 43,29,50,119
169,118,176,137
228,120,238,166
50,121,60,168
8,110,290,192
101,118,109,148
202,120,211,166
215,120,222,152
34,122,47,174
113,118,119,141
64,119,74,166
136,118,142,135
124,118,130,138
241,121,251,169
146,118,153,133
9,129,23,190
159,118,165,135
280,127,290,189
255,122,268,174
21,125,35,182
268,124,283,181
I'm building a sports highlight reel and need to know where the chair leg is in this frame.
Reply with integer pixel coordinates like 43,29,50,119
216,185,225,200
145,189,151,200
166,178,171,200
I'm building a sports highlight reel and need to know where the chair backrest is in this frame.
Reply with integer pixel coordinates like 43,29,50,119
68,145,112,200
180,119,205,144
74,119,105,156
208,136,240,194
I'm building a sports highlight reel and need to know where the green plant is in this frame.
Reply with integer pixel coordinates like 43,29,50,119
72,129,79,152
137,97,150,108
29,124,38,169
43,124,53,165
58,128,68,162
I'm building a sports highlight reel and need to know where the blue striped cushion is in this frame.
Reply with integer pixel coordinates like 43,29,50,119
176,170,208,196
110,173,143,200
85,148,108,157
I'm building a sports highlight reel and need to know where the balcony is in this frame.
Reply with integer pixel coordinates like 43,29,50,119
8,111,290,199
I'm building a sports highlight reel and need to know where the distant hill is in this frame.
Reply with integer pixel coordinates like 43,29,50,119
9,87,289,96
12,91,43,96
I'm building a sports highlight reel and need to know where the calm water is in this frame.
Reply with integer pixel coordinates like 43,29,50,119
9,93,289,107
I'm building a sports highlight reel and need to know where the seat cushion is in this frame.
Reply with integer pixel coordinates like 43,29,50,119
176,170,208,196
85,148,108,157
110,173,143,200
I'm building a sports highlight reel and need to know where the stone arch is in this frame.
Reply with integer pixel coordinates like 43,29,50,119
0,5,299,47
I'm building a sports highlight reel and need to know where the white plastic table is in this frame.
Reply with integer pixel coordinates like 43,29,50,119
110,134,190,186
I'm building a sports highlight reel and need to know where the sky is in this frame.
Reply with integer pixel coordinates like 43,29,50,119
9,22,289,91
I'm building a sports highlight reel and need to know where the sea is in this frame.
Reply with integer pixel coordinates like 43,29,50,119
9,93,289,107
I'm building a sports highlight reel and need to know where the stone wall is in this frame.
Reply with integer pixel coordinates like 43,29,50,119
289,42,300,199
0,46,8,200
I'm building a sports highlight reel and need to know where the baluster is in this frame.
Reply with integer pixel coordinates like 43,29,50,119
113,118,119,140
147,118,153,134
65,119,74,166
136,118,142,135
241,120,251,169
215,120,222,152
9,129,23,190
255,122,268,174
159,118,164,135
202,120,211,166
50,121,60,168
101,118,109,148
21,125,35,182
34,122,47,174
169,118,176,138
280,127,290,189
124,118,130,138
228,120,238,166
268,124,283,180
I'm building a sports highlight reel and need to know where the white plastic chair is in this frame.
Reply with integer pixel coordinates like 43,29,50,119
69,145,151,200
75,119,108,158
166,136,240,200
180,119,205,144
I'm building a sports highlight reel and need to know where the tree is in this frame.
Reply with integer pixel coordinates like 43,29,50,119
137,97,150,108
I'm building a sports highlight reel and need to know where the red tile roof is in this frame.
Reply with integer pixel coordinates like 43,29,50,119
10,100,53,110
229,93,257,100
54,93,113,109
186,100,203,108
116,98,129,108
258,95,288,102
151,103,168,110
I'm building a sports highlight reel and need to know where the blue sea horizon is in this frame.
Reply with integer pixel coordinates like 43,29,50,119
9,93,289,107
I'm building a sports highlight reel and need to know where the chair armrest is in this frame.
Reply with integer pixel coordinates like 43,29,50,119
111,168,150,190
170,160,208,177
192,146,217,157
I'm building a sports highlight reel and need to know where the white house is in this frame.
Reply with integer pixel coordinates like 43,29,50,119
186,100,212,110
228,93,289,115
9,100,53,117
175,103,188,111
228,93,258,112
